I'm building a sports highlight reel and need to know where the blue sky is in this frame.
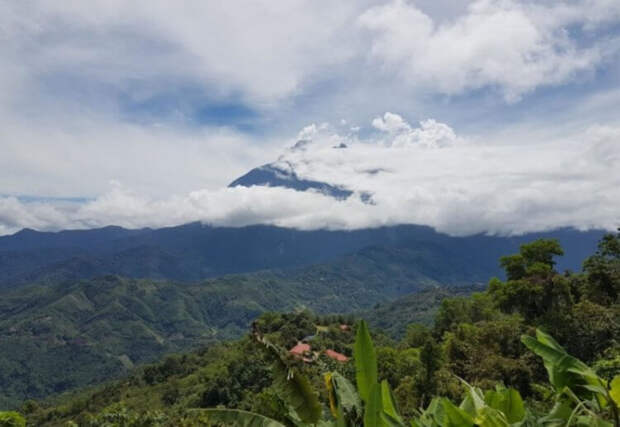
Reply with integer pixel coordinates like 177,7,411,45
1,0,619,235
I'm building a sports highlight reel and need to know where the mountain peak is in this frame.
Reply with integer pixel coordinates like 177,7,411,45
229,163,353,200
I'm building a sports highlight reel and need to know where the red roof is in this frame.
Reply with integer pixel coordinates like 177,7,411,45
325,349,349,362
289,342,311,355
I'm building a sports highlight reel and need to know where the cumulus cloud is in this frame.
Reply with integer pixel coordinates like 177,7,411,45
0,2,619,237
359,0,619,101
372,113,460,148
1,114,618,237
2,0,617,118
0,1,363,108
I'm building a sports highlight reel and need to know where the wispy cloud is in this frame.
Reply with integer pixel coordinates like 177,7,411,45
1,114,618,236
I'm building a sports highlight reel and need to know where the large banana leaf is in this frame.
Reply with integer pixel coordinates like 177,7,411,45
473,406,510,427
412,397,474,427
326,372,362,422
457,381,510,427
412,398,441,427
440,398,475,427
381,380,404,425
522,329,606,405
484,388,525,424
255,333,322,424
539,399,575,426
459,382,486,416
364,382,383,427
272,361,322,424
355,320,378,404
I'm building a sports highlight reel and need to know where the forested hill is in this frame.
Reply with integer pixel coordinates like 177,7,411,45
0,242,476,409
0,223,605,289
16,231,619,427
1,230,617,416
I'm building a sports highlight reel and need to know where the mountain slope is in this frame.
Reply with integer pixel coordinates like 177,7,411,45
0,223,605,289
360,285,483,338
0,241,475,408
0,225,605,408
229,163,353,199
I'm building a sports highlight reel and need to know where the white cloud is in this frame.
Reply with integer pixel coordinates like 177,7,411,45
2,0,617,116
0,1,365,107
0,2,619,237
359,0,618,101
0,113,280,198
372,112,412,134
1,114,618,237
372,113,460,147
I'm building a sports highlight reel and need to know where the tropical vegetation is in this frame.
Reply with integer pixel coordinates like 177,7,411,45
1,230,618,425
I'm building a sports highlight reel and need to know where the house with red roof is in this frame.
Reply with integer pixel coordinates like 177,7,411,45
289,342,313,362
289,342,311,355
325,349,349,362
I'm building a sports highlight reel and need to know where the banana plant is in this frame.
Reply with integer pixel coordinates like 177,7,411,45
193,320,408,426
192,329,323,426
522,329,620,427
189,323,620,427
323,320,407,427
411,381,526,427
353,320,406,427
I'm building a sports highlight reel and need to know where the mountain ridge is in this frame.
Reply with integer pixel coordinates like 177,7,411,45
0,222,605,290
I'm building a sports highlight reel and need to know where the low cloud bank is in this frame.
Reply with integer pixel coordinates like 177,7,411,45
2,114,618,237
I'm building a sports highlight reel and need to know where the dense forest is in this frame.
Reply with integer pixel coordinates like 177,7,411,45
0,230,618,426
0,244,478,409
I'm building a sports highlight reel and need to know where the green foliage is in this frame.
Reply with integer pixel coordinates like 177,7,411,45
0,411,25,427
499,238,563,281
354,320,378,404
404,324,432,348
416,338,442,407
499,254,527,282
0,244,469,408
358,286,479,343
14,233,620,426
483,387,525,424
325,372,362,422
363,383,383,427
583,229,620,304
520,239,564,268
191,408,286,426
522,329,620,426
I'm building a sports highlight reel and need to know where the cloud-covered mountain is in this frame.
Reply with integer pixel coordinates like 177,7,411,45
2,0,620,210
228,116,460,203
0,113,618,237
229,164,353,200
1,1,620,238
225,114,620,235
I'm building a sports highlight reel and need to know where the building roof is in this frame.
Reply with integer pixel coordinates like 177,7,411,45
289,342,311,355
325,349,349,362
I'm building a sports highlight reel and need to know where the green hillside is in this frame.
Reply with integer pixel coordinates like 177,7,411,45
15,232,619,426
360,285,484,338
0,244,473,408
